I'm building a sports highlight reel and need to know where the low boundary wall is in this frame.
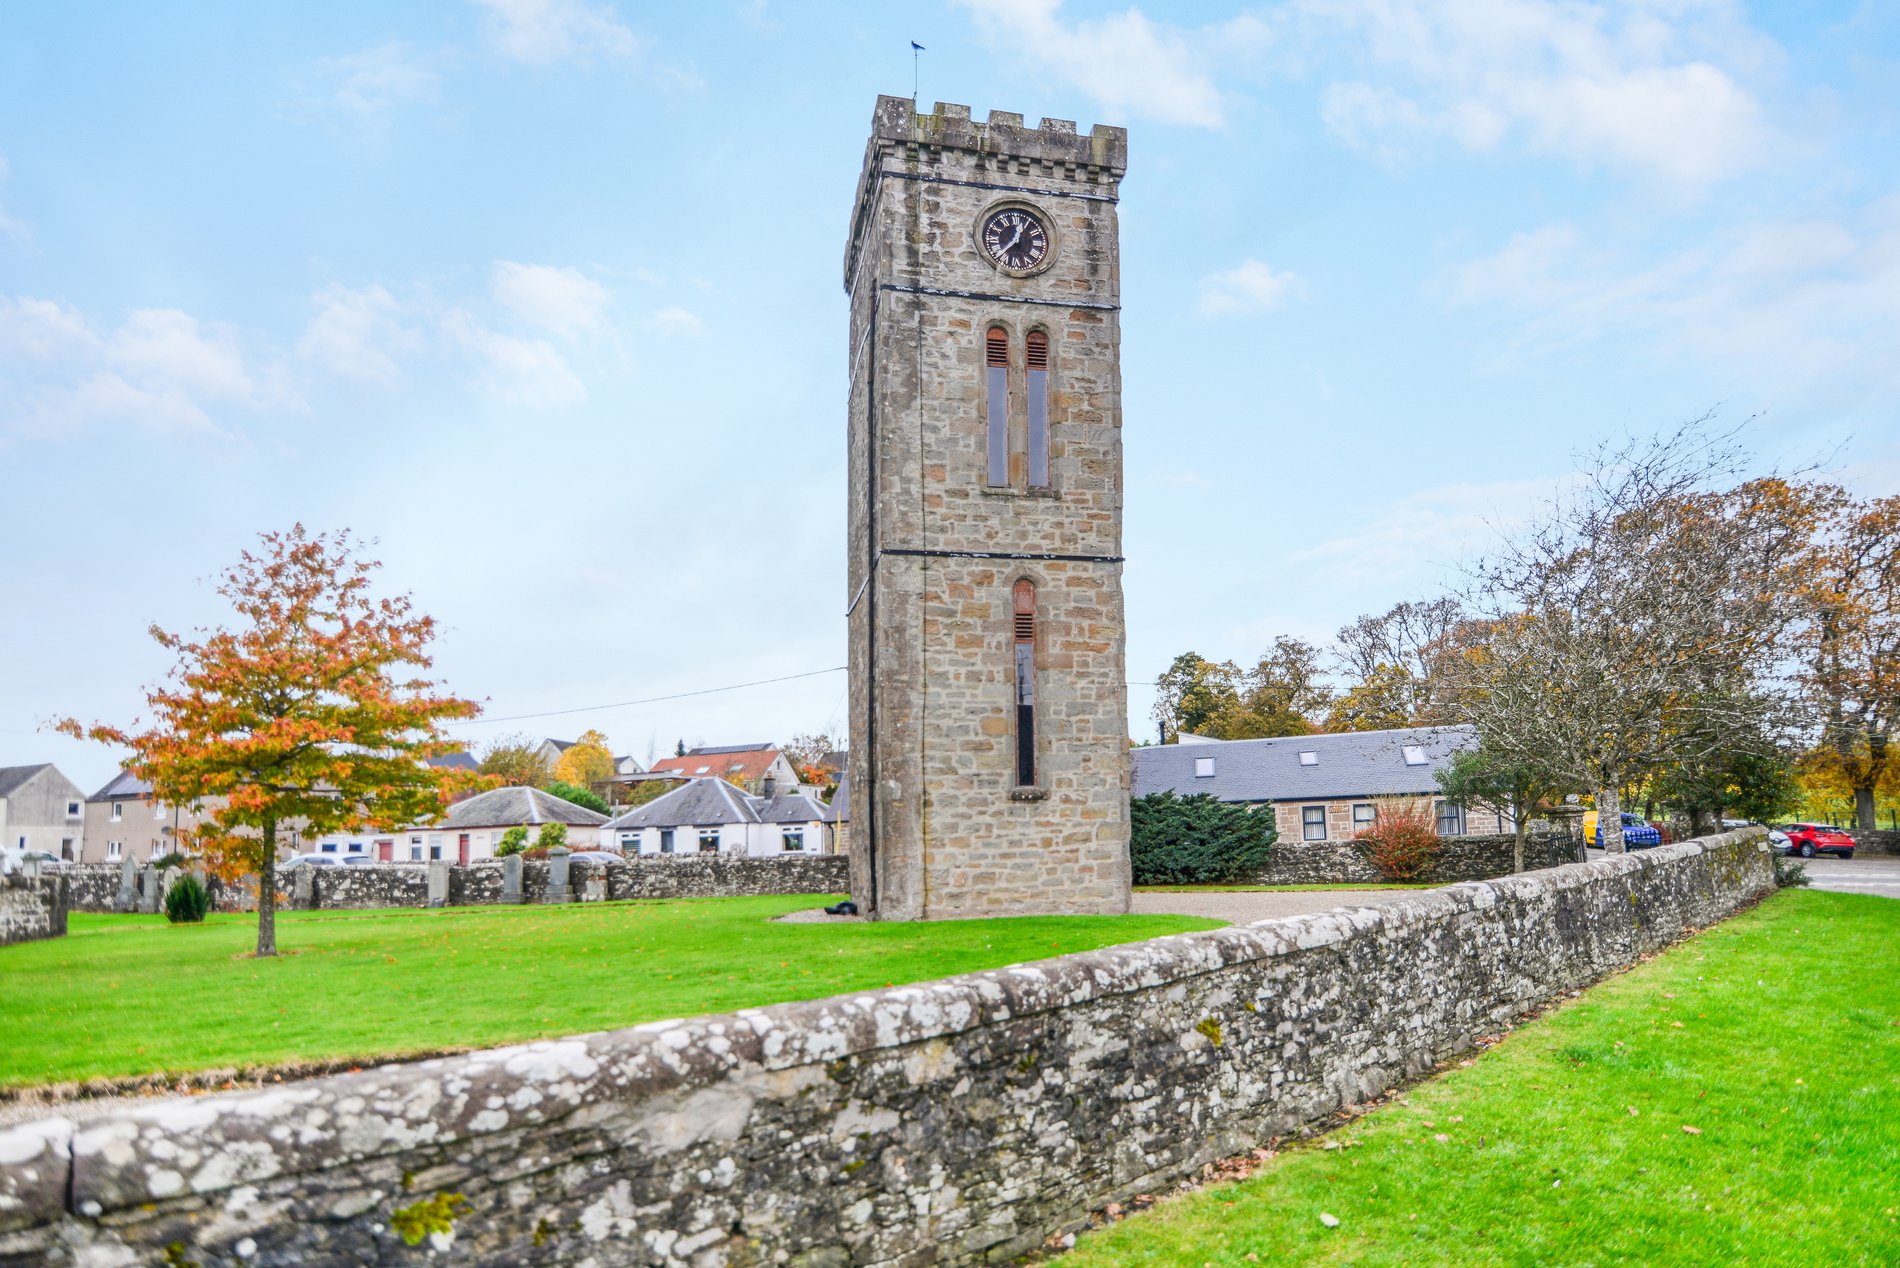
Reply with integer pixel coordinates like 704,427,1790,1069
0,830,1773,1266
57,854,850,915
1254,832,1582,886
0,875,65,947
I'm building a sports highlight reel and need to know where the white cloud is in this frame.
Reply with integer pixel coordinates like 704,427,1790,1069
297,284,416,383
0,154,29,245
318,41,442,118
442,309,586,407
490,261,610,338
471,0,639,66
954,0,1242,128
1197,259,1307,317
0,298,265,438
648,305,703,337
1289,474,1568,584
1306,0,1776,195
1449,196,1900,394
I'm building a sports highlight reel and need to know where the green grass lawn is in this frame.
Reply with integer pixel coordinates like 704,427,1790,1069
1135,883,1443,893
1063,888,1900,1267
0,895,1219,1089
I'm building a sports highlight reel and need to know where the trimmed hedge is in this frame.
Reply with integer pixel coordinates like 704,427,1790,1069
1129,790,1276,885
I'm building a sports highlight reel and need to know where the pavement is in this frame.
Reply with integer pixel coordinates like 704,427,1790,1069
1796,853,1900,898
1130,886,1428,924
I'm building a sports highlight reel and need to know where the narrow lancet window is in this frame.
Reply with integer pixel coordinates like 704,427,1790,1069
1012,579,1037,787
1026,330,1049,488
986,327,1010,486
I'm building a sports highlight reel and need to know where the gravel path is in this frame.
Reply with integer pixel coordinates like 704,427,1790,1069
1130,887,1431,924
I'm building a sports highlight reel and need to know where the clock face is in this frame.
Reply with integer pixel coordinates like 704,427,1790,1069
981,207,1050,272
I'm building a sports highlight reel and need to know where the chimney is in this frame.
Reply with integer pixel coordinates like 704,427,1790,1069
761,775,776,800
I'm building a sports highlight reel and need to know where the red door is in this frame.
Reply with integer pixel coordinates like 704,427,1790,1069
376,839,394,862
457,834,471,866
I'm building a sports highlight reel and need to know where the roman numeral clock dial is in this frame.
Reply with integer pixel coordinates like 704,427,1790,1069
981,207,1050,272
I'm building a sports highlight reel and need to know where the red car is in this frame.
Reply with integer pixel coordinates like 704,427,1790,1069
1780,823,1856,859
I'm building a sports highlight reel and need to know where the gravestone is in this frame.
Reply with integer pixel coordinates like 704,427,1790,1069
543,847,571,904
292,865,315,910
427,861,450,909
500,855,524,905
113,856,138,913
137,867,159,914
580,866,607,903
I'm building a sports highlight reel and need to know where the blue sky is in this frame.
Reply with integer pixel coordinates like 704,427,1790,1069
3,0,1896,791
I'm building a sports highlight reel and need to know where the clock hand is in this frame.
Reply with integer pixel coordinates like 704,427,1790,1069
1002,223,1025,257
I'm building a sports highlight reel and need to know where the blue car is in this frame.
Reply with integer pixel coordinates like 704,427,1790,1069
1586,811,1662,849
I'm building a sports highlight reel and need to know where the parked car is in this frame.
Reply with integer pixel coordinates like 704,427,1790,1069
1777,823,1855,859
1581,811,1664,849
1767,828,1791,853
340,854,377,865
0,848,65,876
283,853,343,867
566,851,623,864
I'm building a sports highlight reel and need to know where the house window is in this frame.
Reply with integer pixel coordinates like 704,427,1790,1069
60,838,75,860
107,840,123,859
620,833,640,853
1302,806,1327,842
1026,329,1050,488
1436,800,1465,836
1194,757,1215,778
65,801,81,819
347,841,364,854
986,327,1010,486
320,841,337,853
660,828,675,854
428,834,443,861
410,845,423,861
697,828,719,853
1013,579,1037,787
154,801,166,819
1352,803,1376,832
1402,745,1428,766
110,802,123,822
782,827,805,852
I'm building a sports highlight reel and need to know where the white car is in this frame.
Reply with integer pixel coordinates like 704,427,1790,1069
0,848,65,876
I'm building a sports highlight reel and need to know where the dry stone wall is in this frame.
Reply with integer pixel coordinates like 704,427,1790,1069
1256,833,1585,886
0,830,1773,1266
0,875,65,946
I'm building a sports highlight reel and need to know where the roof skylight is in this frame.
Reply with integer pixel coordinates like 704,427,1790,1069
1402,745,1428,766
1298,751,1318,766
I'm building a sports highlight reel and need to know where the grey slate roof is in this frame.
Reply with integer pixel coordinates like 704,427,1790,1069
821,771,850,823
435,786,608,829
0,765,52,799
1131,725,1477,804
688,743,773,756
603,778,827,830
427,751,480,772
89,769,153,801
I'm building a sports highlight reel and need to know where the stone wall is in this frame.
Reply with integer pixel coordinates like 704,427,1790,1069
1254,833,1584,886
1846,828,1900,856
60,855,851,914
0,830,1773,1265
0,874,66,946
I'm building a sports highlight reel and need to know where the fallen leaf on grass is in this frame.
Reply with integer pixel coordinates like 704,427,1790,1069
1433,1133,1450,1143
1627,1106,1640,1116
1681,1125,1702,1135
1319,1213,1340,1228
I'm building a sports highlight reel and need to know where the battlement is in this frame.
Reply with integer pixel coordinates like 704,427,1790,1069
869,95,1127,174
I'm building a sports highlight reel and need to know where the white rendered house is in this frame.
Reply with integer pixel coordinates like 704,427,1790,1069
600,777,830,858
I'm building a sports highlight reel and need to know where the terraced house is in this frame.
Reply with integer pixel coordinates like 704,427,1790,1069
80,768,220,865
0,764,87,861
1131,725,1506,843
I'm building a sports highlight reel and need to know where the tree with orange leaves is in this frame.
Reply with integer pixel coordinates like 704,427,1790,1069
59,526,482,957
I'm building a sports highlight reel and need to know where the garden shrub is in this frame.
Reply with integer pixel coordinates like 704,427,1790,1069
164,874,211,924
544,780,609,814
1129,790,1276,885
1357,798,1443,881
536,822,569,852
1773,856,1811,888
152,851,189,871
495,826,530,858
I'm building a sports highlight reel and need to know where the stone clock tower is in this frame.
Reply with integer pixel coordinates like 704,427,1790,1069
842,97,1132,920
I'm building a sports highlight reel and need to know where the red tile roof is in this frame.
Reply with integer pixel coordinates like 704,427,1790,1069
645,746,782,786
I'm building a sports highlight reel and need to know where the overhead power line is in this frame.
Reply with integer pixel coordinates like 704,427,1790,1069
455,666,848,727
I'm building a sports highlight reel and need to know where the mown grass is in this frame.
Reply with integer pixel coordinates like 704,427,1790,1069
1135,883,1442,893
0,895,1219,1088
1062,888,1900,1267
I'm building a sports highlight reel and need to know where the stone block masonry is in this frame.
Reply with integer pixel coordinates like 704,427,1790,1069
55,854,850,914
1255,833,1585,886
0,875,66,946
0,830,1773,1264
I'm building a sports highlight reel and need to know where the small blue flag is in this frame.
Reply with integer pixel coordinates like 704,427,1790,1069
911,41,925,51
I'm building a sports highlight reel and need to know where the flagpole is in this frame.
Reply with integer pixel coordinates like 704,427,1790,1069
911,41,924,105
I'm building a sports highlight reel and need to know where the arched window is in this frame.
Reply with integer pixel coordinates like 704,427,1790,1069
1025,330,1050,488
1012,579,1037,787
985,327,1009,487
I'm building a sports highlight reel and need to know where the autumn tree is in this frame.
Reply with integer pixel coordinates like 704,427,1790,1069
552,728,616,789
1151,652,1243,742
1330,599,1469,729
478,732,553,787
1798,493,1900,830
1435,743,1563,873
780,732,841,789
1150,641,1330,742
59,526,480,957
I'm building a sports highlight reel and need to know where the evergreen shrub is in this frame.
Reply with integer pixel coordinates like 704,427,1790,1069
1129,790,1276,885
164,874,211,924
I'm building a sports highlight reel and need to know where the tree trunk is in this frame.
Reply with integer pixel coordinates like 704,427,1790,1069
1512,813,1527,874
1598,784,1625,853
1855,733,1886,831
1855,783,1878,833
256,817,278,958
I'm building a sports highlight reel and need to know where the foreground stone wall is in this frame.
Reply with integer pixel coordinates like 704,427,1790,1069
1256,833,1584,886
0,875,66,946
0,830,1771,1266
59,855,850,915
1846,828,1900,856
